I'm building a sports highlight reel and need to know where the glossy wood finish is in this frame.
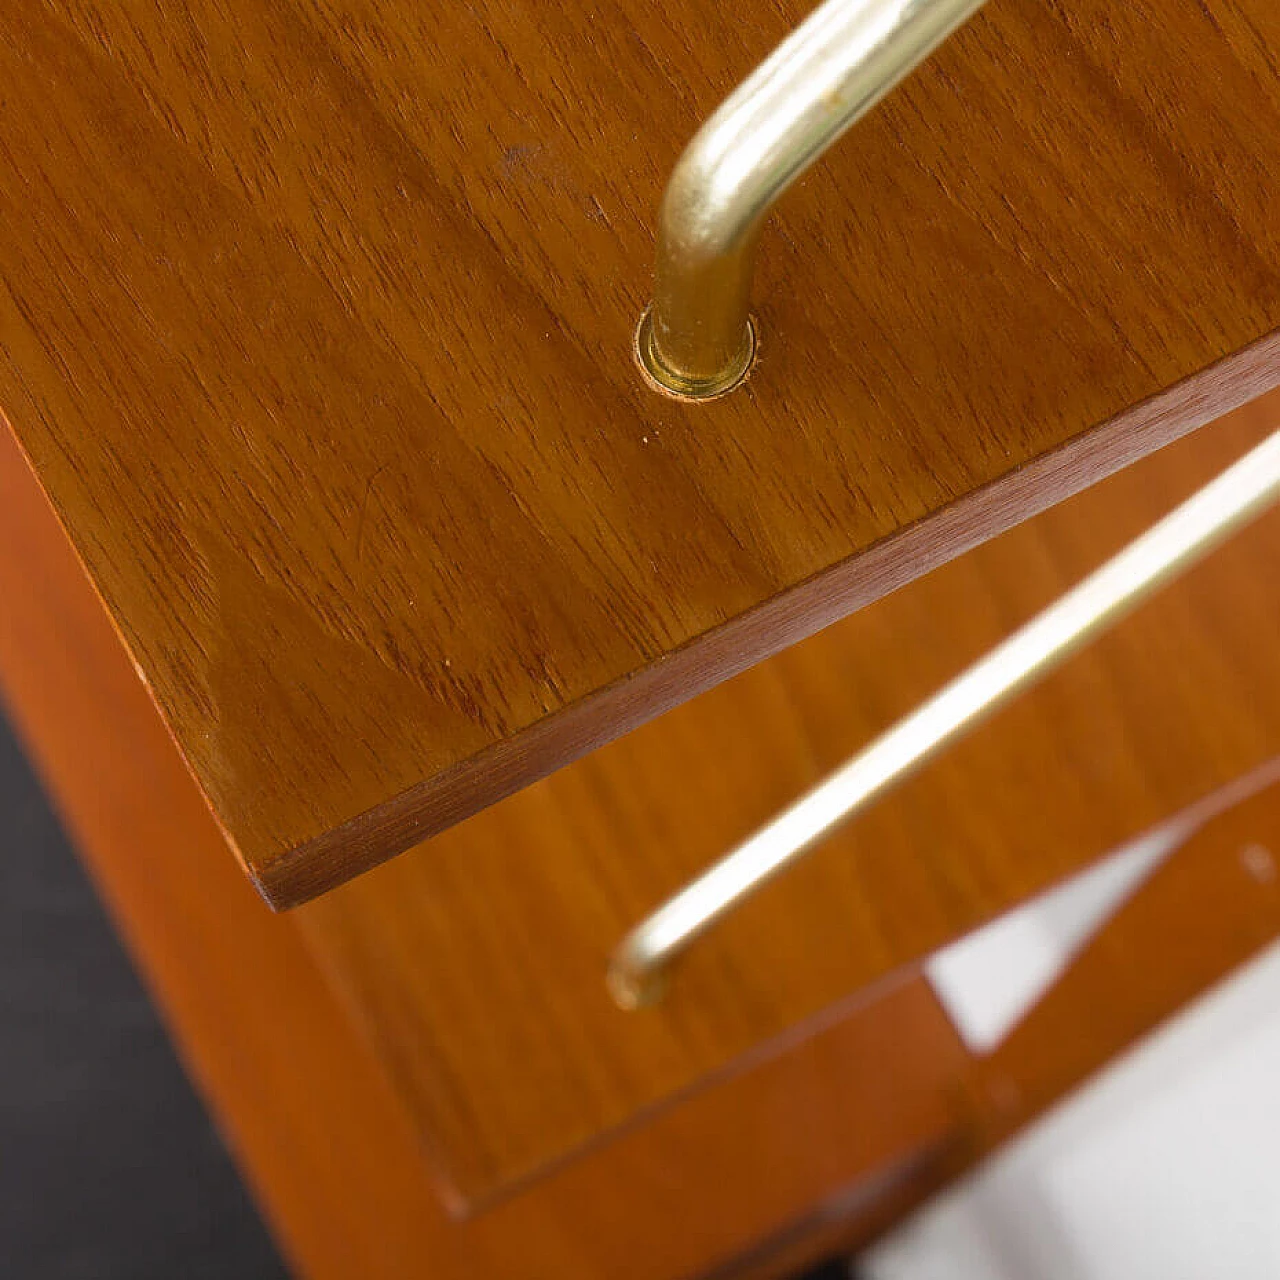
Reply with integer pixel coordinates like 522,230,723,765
975,778,1280,1142
816,780,1280,1266
5,406,1280,1279
298,395,1280,1201
3,3,1280,904
0,415,975,1278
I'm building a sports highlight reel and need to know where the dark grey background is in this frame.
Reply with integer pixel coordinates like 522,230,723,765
0,705,289,1280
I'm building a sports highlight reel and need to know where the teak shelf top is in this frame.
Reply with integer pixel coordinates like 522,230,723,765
2,1,1279,904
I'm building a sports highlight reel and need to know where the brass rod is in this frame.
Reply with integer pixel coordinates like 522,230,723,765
639,0,985,398
608,429,1280,1007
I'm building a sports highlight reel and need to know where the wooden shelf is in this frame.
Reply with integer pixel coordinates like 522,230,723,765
4,393,1279,1273
289,399,1280,1201
3,2,1280,904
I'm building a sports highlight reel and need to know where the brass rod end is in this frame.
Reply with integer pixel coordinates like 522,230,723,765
635,307,756,402
606,951,668,1010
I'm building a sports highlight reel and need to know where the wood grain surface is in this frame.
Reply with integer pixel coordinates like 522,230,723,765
5,404,1280,1278
298,394,1280,1202
2,2,1279,904
0,413,974,1279
975,777,1280,1145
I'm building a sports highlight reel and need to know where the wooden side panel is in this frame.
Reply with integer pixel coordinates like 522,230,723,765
975,780,1280,1140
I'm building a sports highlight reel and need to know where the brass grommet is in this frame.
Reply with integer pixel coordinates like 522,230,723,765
634,307,756,402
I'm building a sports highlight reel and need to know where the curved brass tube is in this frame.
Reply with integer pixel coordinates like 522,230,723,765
638,0,985,398
607,429,1280,1008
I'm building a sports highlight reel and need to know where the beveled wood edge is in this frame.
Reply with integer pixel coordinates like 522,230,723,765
256,328,1280,907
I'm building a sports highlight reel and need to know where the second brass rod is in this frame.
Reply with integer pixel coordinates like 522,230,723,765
608,428,1280,1006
